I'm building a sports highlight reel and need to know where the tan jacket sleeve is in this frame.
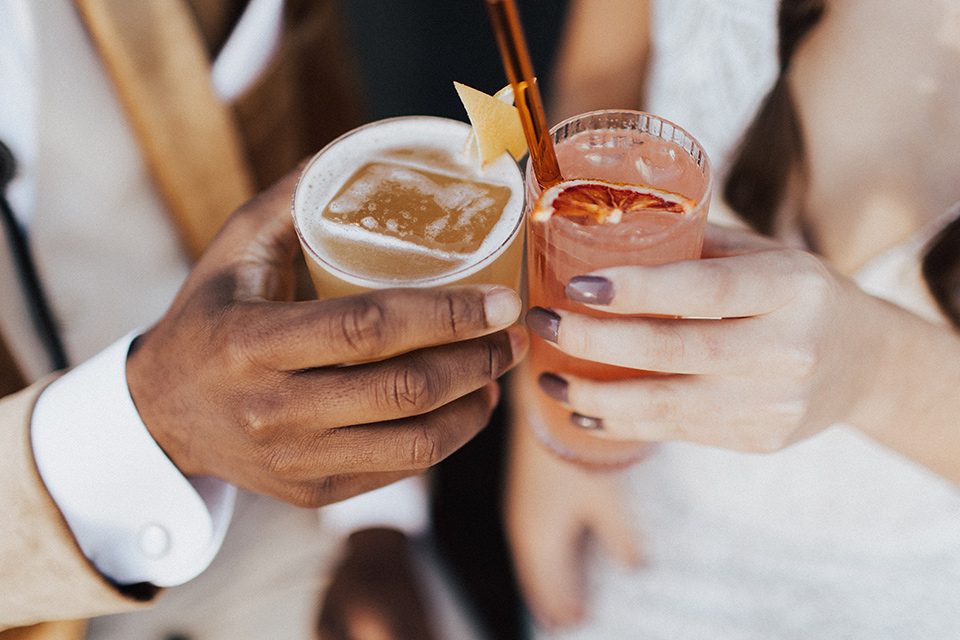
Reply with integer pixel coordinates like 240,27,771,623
0,379,154,630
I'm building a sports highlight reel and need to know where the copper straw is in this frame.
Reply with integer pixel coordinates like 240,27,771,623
485,0,563,189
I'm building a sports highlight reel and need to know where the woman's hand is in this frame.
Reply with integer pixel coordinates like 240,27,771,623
525,223,893,453
504,370,641,631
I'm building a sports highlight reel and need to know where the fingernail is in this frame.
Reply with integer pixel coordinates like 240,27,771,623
484,286,521,327
537,373,569,403
566,275,614,305
570,412,604,430
525,307,560,343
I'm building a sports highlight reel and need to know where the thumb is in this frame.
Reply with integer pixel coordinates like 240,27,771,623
186,167,305,304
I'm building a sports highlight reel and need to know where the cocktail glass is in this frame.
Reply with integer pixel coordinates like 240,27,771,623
523,109,712,468
292,115,525,300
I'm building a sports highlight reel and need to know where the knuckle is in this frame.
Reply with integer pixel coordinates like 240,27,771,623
697,260,736,307
400,425,443,468
791,251,836,300
779,339,821,381
658,324,689,366
435,290,483,337
219,320,264,376
701,329,729,361
641,323,687,369
379,358,442,413
646,386,679,422
237,402,278,444
337,297,389,358
289,478,337,509
262,445,300,478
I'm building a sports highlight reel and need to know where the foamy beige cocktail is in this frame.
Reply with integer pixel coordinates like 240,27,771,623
292,116,525,299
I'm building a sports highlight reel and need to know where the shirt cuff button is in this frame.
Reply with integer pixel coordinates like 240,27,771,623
138,523,171,559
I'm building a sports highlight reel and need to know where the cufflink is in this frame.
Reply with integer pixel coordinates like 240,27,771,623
138,523,171,559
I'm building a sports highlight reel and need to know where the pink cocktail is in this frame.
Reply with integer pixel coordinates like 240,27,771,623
524,110,712,468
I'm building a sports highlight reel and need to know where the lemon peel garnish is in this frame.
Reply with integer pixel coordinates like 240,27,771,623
455,81,528,167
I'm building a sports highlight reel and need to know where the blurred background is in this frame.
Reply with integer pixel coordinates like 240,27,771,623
344,0,568,120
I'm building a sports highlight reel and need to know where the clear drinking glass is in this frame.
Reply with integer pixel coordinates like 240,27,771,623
523,110,713,468
292,116,526,299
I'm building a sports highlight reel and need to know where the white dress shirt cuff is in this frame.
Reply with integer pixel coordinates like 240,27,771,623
321,475,430,537
31,331,236,587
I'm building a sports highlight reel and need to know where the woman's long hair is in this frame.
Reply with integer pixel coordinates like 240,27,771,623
722,0,960,327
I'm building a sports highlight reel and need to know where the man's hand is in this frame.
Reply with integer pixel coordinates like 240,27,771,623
126,169,527,507
316,528,435,640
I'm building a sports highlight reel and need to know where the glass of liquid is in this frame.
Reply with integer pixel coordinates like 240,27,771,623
292,115,525,301
523,110,712,468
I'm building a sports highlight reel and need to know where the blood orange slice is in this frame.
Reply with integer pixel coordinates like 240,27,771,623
533,178,697,225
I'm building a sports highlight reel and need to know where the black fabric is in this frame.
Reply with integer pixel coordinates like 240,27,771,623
0,140,69,371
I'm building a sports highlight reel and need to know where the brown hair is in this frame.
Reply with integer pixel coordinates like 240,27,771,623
722,0,823,235
723,0,960,327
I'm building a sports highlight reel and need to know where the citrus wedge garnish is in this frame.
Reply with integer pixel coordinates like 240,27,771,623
455,81,528,166
533,178,697,225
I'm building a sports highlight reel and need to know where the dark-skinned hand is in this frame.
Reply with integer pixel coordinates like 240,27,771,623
126,168,528,508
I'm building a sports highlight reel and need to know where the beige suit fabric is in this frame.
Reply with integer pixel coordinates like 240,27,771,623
0,382,149,631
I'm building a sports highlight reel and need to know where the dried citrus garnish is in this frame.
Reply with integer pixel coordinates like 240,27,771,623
533,178,697,225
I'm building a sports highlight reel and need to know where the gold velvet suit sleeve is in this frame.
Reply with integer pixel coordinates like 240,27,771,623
0,379,152,631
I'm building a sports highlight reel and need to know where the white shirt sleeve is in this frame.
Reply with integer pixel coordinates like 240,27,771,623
321,475,430,537
31,332,237,587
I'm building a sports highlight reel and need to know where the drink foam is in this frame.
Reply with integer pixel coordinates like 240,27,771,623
293,116,524,288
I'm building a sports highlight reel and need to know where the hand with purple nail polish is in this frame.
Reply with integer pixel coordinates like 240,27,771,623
524,221,930,460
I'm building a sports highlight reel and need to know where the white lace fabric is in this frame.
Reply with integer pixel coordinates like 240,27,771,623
645,0,779,179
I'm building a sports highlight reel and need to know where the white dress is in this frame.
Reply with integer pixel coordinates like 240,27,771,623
535,1,960,637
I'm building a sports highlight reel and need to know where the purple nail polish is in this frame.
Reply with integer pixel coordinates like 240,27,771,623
570,412,604,430
525,307,560,343
566,276,614,305
537,373,569,403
